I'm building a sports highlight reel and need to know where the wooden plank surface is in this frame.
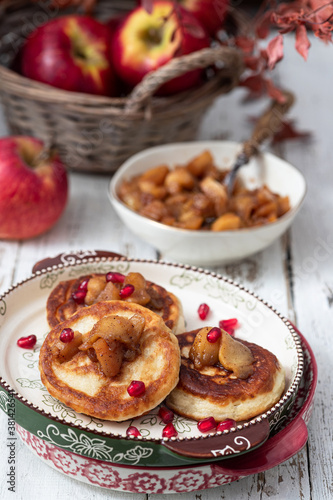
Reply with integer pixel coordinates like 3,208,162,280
0,35,332,499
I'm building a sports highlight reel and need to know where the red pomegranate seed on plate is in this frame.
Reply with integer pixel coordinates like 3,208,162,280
78,279,89,292
127,380,145,397
158,406,174,424
219,318,238,329
72,290,86,304
106,272,125,284
17,335,37,349
126,426,141,437
217,418,237,432
198,303,210,320
207,327,222,343
162,422,178,438
197,416,217,433
60,328,74,343
120,284,135,299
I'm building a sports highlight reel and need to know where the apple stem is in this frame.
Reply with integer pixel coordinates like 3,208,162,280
31,143,56,167
146,27,162,45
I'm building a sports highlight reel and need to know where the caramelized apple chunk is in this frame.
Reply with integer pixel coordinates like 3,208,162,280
58,331,83,364
80,314,145,350
189,327,219,369
199,176,228,216
82,271,152,307
79,313,146,377
93,338,123,378
123,272,151,305
85,275,106,305
218,331,255,379
94,281,120,302
189,327,255,379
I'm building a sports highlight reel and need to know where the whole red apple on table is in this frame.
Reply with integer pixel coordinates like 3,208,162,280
0,137,68,240
112,0,210,95
21,15,117,96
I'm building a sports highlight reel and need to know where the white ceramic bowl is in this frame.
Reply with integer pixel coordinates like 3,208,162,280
109,141,306,267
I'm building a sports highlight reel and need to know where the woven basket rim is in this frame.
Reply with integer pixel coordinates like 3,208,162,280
0,47,243,112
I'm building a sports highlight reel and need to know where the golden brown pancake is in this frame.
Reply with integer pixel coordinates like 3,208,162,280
39,301,180,421
46,272,184,334
166,330,285,422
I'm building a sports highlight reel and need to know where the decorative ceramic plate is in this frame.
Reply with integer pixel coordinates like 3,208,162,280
15,329,316,494
0,251,303,467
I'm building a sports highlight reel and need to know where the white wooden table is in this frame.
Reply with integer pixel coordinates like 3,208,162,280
0,36,332,500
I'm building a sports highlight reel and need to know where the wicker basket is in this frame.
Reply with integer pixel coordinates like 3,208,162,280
0,0,243,173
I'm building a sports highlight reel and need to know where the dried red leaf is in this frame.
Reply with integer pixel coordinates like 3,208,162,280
265,78,286,102
243,55,261,71
235,36,256,53
255,11,273,39
266,34,284,69
141,0,154,14
295,24,311,59
306,1,333,42
240,74,266,95
272,119,312,143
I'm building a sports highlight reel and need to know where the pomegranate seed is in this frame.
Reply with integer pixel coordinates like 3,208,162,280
207,327,222,343
219,319,238,337
198,303,210,320
60,328,74,343
72,290,86,304
120,284,135,299
197,416,217,433
158,406,174,424
106,272,125,284
126,426,141,437
127,380,145,397
78,279,89,292
217,419,237,432
17,335,37,349
219,318,238,329
162,422,178,438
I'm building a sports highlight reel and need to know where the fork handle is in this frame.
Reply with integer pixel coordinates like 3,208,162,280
242,90,295,159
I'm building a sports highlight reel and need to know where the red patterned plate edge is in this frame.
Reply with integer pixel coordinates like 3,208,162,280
15,328,317,494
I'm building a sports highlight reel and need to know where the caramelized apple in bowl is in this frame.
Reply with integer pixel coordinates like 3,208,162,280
109,141,306,266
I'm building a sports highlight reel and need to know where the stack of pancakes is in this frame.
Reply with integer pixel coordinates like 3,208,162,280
39,271,285,423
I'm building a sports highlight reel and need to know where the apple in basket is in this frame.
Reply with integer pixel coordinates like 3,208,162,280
175,0,229,36
112,0,210,95
21,15,117,96
0,137,68,240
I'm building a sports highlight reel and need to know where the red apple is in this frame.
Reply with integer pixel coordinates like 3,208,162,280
176,0,229,36
0,137,68,240
105,13,125,36
21,15,117,96
112,1,210,95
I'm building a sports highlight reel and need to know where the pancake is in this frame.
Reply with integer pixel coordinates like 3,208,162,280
166,329,285,422
46,271,185,334
39,301,181,421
